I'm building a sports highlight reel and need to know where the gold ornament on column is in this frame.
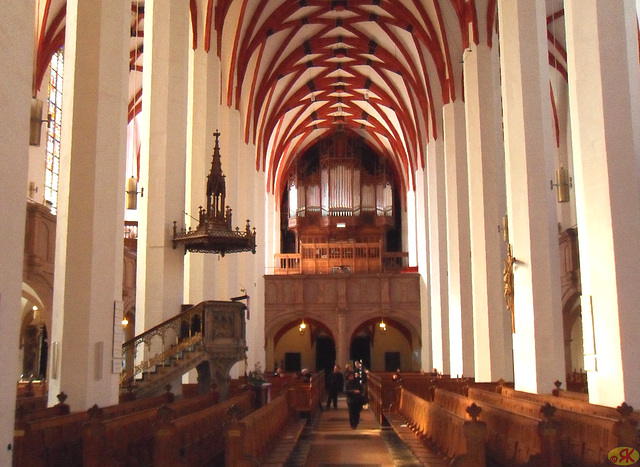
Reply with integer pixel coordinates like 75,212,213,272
502,214,516,333
504,244,516,333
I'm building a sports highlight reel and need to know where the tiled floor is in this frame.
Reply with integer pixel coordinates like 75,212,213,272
285,398,449,466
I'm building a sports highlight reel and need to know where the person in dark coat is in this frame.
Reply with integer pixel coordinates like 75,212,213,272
344,370,364,429
326,365,344,410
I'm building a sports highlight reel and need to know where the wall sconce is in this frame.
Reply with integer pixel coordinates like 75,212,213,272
30,98,50,146
122,316,129,326
379,318,387,332
29,181,39,198
550,166,572,203
125,177,144,210
298,319,307,335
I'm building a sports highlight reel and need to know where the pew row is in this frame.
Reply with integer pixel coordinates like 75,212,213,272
278,371,325,422
385,388,481,466
391,387,568,467
153,392,255,467
470,387,639,466
14,392,70,429
13,388,174,467
501,386,640,425
224,390,307,466
82,390,222,467
367,371,502,425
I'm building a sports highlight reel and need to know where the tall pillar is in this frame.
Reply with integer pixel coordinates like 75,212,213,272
406,188,418,267
498,0,565,393
0,0,33,460
49,0,130,408
464,41,513,382
184,16,221,305
426,139,450,375
137,0,190,333
413,177,432,372
337,309,348,369
565,0,640,407
443,100,474,378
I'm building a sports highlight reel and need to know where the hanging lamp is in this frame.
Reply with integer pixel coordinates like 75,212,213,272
172,131,256,256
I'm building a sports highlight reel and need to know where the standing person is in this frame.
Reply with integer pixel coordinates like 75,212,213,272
326,365,344,410
354,360,367,386
344,371,363,429
343,363,352,381
354,359,368,406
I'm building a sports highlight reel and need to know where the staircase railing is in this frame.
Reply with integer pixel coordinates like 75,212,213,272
120,303,206,386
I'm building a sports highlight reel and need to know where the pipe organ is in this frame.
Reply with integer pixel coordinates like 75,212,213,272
286,133,396,254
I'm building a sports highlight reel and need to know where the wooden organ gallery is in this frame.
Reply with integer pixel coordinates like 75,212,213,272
278,132,406,275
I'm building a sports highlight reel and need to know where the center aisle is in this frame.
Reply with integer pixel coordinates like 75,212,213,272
284,397,449,466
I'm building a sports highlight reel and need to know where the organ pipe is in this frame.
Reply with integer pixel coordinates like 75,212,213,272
288,134,393,220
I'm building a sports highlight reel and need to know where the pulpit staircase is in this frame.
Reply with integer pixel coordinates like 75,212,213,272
120,300,247,400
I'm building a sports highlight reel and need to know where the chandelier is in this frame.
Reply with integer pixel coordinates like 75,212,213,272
172,131,256,256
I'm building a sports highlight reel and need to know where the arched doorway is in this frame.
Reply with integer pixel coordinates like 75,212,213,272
349,336,370,370
350,316,417,372
271,317,335,374
315,336,336,379
20,306,48,381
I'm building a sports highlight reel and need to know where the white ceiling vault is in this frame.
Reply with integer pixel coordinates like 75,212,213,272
33,0,568,196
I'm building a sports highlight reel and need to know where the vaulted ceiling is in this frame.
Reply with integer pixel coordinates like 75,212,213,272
33,0,568,196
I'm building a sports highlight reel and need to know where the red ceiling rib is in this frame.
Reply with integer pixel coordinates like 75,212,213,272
33,0,572,204
190,0,198,50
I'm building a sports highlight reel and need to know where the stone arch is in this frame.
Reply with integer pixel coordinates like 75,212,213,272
267,316,335,374
349,314,420,372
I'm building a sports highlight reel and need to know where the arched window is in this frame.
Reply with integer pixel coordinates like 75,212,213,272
44,48,64,214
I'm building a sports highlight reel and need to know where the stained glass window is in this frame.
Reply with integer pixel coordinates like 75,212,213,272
44,48,64,214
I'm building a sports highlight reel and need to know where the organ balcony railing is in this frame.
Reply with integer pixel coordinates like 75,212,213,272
273,242,409,275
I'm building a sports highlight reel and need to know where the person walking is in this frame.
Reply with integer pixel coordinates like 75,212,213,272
344,371,364,429
326,365,344,410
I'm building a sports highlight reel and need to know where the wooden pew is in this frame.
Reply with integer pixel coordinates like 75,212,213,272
366,371,400,425
385,387,482,466
501,386,640,424
367,371,503,425
225,391,306,466
13,389,174,467
153,392,255,467
285,371,325,422
16,380,47,398
15,395,47,414
431,388,558,466
470,386,637,466
82,390,221,467
15,392,70,429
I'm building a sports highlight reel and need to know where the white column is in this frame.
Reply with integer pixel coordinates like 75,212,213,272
265,191,278,272
443,101,474,378
406,188,418,267
413,178,432,372
426,139,450,375
137,0,190,332
0,0,33,460
337,309,348,372
184,25,221,305
464,41,513,382
565,0,640,407
50,0,130,408
498,0,565,393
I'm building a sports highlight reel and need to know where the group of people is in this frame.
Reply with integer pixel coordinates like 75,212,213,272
325,360,368,429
